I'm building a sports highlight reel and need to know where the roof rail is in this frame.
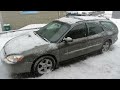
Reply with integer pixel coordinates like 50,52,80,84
98,15,110,20
104,17,110,20
67,15,84,20
68,15,108,21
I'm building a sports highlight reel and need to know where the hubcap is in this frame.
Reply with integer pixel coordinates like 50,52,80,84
102,42,110,53
37,59,53,74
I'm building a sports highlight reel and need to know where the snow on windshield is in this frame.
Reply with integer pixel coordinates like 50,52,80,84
58,17,80,24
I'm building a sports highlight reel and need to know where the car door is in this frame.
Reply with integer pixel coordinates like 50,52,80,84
86,21,106,53
58,22,89,61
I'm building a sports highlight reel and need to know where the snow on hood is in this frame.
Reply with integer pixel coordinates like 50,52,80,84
4,31,49,55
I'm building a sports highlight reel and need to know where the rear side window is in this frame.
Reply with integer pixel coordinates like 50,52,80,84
87,22,103,36
100,21,118,31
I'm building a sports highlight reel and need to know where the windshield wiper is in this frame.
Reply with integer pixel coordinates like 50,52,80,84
33,31,37,35
42,37,49,42
34,31,49,42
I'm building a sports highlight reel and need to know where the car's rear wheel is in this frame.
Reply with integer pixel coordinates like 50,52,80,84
100,40,111,53
32,56,56,76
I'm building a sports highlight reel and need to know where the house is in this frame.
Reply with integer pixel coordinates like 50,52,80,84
0,11,66,30
1,11,119,31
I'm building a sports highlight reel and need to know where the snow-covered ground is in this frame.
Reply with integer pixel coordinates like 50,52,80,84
0,18,120,79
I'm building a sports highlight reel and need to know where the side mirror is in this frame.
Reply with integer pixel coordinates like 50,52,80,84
63,37,73,43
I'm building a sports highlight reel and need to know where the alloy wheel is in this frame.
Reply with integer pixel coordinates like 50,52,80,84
102,41,110,53
37,58,53,74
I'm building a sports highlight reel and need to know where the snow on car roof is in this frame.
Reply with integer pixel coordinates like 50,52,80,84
57,17,81,24
57,16,107,24
73,16,107,20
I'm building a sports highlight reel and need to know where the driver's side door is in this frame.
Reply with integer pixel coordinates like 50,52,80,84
58,22,89,61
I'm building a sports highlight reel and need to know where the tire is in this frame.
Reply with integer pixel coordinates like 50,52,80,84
32,56,56,76
100,40,111,54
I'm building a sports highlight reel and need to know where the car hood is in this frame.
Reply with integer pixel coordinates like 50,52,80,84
4,31,49,55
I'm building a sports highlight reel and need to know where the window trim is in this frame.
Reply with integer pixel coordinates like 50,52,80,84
37,20,71,43
58,22,84,43
63,22,88,40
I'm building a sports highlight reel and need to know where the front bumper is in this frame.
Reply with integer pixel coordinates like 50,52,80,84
1,61,33,74
0,49,33,74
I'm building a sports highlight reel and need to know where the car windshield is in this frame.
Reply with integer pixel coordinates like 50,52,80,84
35,21,71,43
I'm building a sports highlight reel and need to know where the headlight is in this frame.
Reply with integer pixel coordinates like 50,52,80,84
4,55,24,64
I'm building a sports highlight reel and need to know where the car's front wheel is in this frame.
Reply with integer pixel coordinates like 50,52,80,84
32,56,56,76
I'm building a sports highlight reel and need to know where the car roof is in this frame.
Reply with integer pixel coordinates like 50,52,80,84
57,17,80,24
57,16,109,24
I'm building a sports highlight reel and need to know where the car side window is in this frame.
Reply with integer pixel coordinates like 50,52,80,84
87,22,103,36
100,21,118,31
65,23,87,39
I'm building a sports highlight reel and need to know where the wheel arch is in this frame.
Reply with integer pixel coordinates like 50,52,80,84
104,38,112,45
31,54,58,72
106,39,112,45
108,39,112,45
